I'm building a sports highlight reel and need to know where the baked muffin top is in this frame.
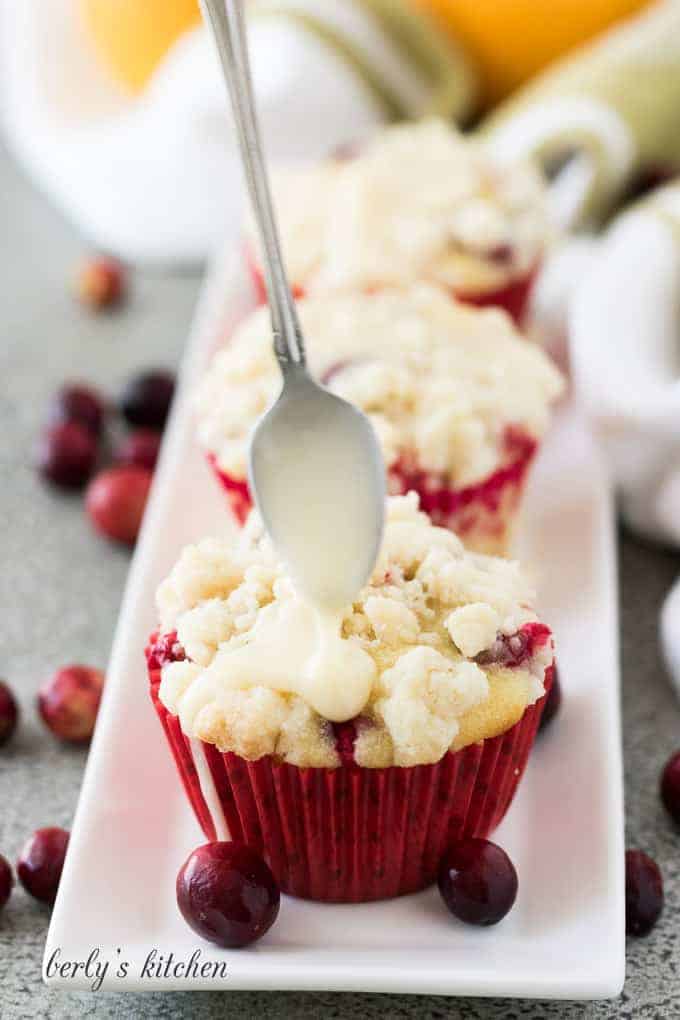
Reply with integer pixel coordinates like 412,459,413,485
153,494,554,768
245,119,551,296
196,284,563,488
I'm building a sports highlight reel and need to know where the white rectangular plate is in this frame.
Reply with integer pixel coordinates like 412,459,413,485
44,252,625,999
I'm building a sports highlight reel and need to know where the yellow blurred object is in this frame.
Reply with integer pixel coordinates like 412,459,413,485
416,0,652,103
81,0,201,93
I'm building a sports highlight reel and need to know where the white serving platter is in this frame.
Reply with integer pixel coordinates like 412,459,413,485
44,252,625,998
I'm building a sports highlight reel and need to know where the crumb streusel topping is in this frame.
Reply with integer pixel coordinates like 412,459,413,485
155,494,553,768
246,119,552,296
196,284,564,487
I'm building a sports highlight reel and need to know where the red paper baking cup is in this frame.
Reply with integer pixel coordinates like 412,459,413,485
149,643,553,903
246,243,538,325
208,427,536,555
389,427,537,555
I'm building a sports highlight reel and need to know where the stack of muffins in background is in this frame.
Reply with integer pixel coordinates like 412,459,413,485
148,118,565,905
200,120,563,555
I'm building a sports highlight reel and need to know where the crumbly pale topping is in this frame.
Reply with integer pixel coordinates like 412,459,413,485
246,119,552,295
196,284,564,487
156,495,553,768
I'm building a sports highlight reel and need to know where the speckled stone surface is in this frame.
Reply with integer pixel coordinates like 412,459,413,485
1,141,679,1019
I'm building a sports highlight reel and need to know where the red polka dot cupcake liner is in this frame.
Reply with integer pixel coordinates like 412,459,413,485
148,637,553,903
245,244,538,326
208,427,537,555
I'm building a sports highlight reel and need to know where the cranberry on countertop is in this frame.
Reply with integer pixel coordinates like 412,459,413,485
48,383,107,437
77,256,126,311
114,428,161,472
625,850,663,936
539,666,561,732
660,749,680,825
35,422,98,490
438,838,518,926
17,828,69,904
37,665,104,744
0,680,19,746
120,370,175,430
85,466,152,546
0,855,13,911
177,842,280,948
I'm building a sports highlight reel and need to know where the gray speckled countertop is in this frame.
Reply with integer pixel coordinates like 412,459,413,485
1,141,679,1019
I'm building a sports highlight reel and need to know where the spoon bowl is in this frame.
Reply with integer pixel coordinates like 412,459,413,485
249,367,385,609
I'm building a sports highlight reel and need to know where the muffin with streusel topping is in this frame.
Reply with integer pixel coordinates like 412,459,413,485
196,284,563,554
245,118,552,323
147,494,554,902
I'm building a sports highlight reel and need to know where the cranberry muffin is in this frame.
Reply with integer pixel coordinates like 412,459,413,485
148,494,555,902
196,284,563,553
245,118,552,322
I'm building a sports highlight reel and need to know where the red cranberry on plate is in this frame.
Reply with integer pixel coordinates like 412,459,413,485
0,855,13,911
660,749,680,825
0,680,19,746
77,256,126,311
539,665,561,732
114,428,161,472
120,370,175,430
37,665,104,744
17,827,69,904
625,849,663,936
177,842,280,948
35,422,98,490
48,383,107,437
438,838,518,926
85,466,152,546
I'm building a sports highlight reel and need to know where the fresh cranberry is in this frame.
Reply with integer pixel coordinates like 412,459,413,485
35,422,98,489
0,855,13,910
48,383,107,437
77,256,126,311
539,666,561,732
0,681,19,746
660,750,680,824
114,428,161,471
438,838,518,926
85,466,152,545
625,849,663,936
177,842,280,948
37,665,104,743
17,827,69,904
120,371,175,430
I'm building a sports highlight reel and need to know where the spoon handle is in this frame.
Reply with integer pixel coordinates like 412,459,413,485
200,0,305,370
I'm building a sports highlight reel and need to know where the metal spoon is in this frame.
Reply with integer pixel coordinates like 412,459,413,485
199,0,385,609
